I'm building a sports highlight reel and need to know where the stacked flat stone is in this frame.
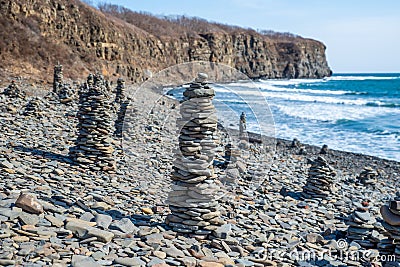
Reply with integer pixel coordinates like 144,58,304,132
347,202,379,248
302,156,337,199
238,112,249,150
380,194,400,261
221,144,241,185
53,64,63,93
167,73,223,237
24,97,44,117
69,74,116,172
239,112,247,138
55,83,76,104
115,78,126,103
2,81,25,98
320,144,329,154
357,167,378,185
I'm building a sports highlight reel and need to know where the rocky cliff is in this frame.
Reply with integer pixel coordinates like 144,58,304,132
0,0,332,83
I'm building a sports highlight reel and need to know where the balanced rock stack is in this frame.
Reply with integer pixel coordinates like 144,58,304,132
53,64,63,93
166,73,224,237
380,194,400,261
221,144,241,185
238,111,249,150
302,156,337,199
69,74,116,172
24,97,44,117
115,78,126,103
357,167,378,185
57,84,75,104
2,81,25,98
347,202,379,248
320,144,329,154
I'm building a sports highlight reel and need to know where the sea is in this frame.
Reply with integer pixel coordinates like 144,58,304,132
166,73,400,162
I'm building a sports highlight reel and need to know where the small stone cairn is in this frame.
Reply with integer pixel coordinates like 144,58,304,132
2,81,25,98
347,202,379,248
221,144,241,185
320,144,329,154
52,64,75,103
357,167,378,185
114,78,130,138
69,74,116,172
53,64,63,93
380,193,400,261
302,156,337,199
24,97,44,117
238,111,249,150
114,78,126,103
166,73,223,238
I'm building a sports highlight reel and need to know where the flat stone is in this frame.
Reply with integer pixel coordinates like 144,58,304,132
95,214,112,229
45,214,64,227
198,261,224,267
354,210,371,222
71,255,101,267
19,212,39,226
110,218,139,234
114,257,146,266
163,245,185,258
15,193,43,214
0,260,16,266
214,224,232,239
381,205,400,226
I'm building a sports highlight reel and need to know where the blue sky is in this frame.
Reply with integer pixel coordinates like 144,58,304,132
91,0,400,73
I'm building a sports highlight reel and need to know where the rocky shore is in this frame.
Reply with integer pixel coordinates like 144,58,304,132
0,78,399,267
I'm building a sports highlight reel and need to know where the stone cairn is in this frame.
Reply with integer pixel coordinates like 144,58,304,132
380,193,400,261
320,144,329,154
114,78,130,138
53,64,63,93
302,156,337,199
2,81,25,98
357,167,378,185
24,97,44,117
114,78,126,103
347,202,379,249
238,111,249,149
166,73,223,238
69,74,116,172
51,64,75,103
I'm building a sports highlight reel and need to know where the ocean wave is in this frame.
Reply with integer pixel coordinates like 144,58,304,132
325,75,400,81
221,81,363,96
216,87,400,108
258,78,324,86
272,103,399,123
366,102,400,108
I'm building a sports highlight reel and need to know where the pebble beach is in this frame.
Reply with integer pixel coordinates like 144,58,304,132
0,74,399,267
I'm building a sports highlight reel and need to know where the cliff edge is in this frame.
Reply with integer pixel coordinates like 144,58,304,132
0,0,332,83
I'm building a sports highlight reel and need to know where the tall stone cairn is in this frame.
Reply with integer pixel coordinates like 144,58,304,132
380,193,400,261
302,156,337,199
166,73,223,237
2,81,25,98
115,78,126,103
69,74,116,172
53,64,63,93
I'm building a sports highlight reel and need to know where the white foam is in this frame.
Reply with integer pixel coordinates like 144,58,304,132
221,81,356,96
325,75,400,81
274,123,400,161
271,103,393,122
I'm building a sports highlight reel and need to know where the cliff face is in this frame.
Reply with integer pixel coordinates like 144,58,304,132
0,0,332,83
